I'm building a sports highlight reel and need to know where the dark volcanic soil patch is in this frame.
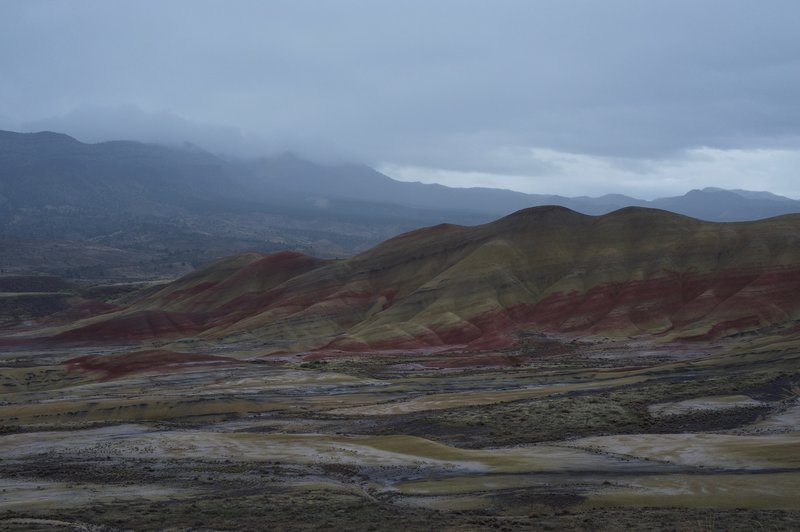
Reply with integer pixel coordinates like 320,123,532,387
65,349,241,380
51,310,205,343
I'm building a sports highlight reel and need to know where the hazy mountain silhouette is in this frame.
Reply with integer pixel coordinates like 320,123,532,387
245,152,800,220
2,130,799,279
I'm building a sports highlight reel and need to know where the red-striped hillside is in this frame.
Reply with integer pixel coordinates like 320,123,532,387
26,206,800,352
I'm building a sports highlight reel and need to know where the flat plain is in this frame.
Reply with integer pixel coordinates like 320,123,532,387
1,332,798,531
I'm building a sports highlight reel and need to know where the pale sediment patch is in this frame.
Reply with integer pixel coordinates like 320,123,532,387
328,375,647,416
188,370,385,394
0,478,186,511
0,424,150,458
748,399,800,434
584,472,800,510
395,474,554,495
0,426,637,475
568,432,800,469
648,395,766,417
98,432,627,474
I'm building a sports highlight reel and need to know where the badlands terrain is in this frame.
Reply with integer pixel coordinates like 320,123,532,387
1,206,799,530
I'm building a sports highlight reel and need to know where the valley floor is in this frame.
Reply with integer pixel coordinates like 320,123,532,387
0,335,798,531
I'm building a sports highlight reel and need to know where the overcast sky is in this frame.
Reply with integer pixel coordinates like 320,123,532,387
1,0,799,199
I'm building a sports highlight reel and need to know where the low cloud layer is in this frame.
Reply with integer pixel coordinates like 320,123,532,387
2,1,799,197
382,148,800,200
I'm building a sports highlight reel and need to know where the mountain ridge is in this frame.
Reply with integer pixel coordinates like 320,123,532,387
4,129,799,222
3,129,800,282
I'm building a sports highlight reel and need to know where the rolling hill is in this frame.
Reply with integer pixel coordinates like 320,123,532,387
18,206,800,352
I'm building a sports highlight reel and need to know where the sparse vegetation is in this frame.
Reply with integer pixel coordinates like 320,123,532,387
0,336,798,529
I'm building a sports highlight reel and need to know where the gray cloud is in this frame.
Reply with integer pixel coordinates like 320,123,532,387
17,104,250,154
1,0,799,195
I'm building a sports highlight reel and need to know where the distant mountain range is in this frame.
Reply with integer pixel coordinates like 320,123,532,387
2,129,799,279
244,153,800,221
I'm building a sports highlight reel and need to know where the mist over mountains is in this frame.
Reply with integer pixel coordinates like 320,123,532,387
2,129,799,280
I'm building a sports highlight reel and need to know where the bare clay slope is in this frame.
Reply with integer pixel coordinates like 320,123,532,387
40,206,800,351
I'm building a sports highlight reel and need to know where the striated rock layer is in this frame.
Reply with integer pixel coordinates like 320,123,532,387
28,206,800,351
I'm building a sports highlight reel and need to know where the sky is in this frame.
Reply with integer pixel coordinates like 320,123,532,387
1,0,799,199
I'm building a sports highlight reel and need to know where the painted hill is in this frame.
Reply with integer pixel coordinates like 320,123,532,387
22,206,800,352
